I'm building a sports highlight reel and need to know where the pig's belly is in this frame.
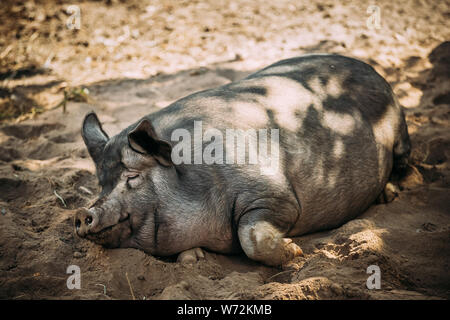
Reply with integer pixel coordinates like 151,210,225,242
286,123,392,236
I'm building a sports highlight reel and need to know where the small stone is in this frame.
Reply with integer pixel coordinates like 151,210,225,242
422,222,437,232
73,251,83,258
350,252,360,260
330,283,344,295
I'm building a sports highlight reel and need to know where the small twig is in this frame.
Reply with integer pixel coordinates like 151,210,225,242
23,204,46,209
54,190,67,207
63,90,67,113
267,270,295,282
46,177,55,188
0,44,13,59
95,284,107,295
125,272,136,300
79,186,93,195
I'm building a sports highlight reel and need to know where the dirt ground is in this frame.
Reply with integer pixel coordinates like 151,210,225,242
0,0,449,300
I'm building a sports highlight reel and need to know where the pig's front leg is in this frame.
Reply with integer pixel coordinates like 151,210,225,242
238,209,303,267
177,247,205,264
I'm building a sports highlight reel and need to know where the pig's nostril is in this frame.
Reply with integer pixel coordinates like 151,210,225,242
75,219,81,230
85,216,93,225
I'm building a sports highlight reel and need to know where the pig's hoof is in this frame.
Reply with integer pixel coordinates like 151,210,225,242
376,182,400,204
260,238,303,266
239,220,304,267
281,238,303,262
177,247,205,264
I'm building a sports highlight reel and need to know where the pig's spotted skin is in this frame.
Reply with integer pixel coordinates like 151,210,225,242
77,54,410,266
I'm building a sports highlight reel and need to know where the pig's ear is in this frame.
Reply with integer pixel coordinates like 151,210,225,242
81,112,109,165
128,119,173,167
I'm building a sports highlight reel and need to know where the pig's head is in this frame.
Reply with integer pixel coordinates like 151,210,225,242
75,112,173,250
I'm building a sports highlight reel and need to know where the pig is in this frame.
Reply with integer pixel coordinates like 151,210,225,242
75,54,410,266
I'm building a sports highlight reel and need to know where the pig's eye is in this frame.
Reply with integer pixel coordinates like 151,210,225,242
125,172,139,180
127,174,138,181
122,171,141,188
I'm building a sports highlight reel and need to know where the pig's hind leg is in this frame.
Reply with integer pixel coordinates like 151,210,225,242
377,112,411,204
238,209,303,267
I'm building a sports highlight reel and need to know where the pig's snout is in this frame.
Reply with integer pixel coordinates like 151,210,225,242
75,208,98,237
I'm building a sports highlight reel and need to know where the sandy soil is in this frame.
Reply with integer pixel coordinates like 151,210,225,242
0,0,449,300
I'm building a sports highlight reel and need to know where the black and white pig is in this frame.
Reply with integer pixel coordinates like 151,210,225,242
75,54,410,266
